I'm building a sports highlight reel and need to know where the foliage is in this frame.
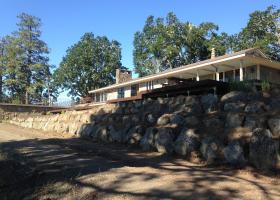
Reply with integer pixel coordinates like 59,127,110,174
229,81,254,92
233,6,280,61
261,81,271,92
133,12,231,76
134,6,280,76
53,33,122,97
0,13,52,104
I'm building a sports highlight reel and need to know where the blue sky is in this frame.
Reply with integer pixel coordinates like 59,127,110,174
0,0,279,100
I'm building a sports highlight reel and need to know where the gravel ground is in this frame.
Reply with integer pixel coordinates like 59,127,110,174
0,123,279,200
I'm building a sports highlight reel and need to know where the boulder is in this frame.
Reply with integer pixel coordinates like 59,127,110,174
96,126,110,143
125,125,146,145
174,128,200,156
185,116,200,127
169,114,185,127
185,96,199,106
227,127,253,145
244,101,265,113
249,128,280,170
140,127,158,151
78,123,94,138
174,95,186,105
225,113,244,128
203,117,224,129
157,114,171,126
146,113,157,124
201,94,218,113
154,127,175,153
268,117,280,138
224,141,245,165
271,88,280,97
108,125,125,143
269,98,280,111
131,115,140,124
221,91,247,103
224,102,246,112
200,137,223,164
244,116,266,131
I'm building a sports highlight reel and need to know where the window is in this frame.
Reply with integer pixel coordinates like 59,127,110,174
131,84,138,96
117,87,125,98
96,93,100,102
146,81,154,90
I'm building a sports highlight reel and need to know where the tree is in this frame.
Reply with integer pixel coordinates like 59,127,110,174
234,6,280,60
0,37,6,101
14,13,50,104
2,35,26,103
133,13,225,76
53,33,122,97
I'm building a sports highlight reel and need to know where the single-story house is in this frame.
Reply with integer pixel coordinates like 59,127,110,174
89,48,280,103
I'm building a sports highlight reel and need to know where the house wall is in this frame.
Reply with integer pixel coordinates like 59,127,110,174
200,74,214,81
260,65,280,84
139,78,167,92
244,65,257,80
124,86,131,98
107,90,118,101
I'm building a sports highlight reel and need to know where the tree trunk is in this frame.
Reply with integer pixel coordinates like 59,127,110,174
25,91,29,104
0,74,2,102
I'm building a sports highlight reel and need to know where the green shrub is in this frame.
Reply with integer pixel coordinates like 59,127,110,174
261,81,271,92
229,81,253,92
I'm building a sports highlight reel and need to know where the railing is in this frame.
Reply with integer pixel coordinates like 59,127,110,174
52,100,77,108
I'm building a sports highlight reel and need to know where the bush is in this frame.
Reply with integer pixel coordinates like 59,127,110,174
229,81,253,92
261,81,271,92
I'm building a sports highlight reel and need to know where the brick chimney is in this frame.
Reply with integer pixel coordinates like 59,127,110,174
116,68,132,84
211,48,216,59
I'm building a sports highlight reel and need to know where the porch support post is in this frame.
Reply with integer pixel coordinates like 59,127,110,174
233,70,236,81
222,72,225,82
257,64,260,80
240,60,244,81
216,71,219,81
196,70,200,81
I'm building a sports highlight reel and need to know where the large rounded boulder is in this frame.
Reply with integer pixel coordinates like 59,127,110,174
268,117,280,138
249,128,280,170
157,114,171,126
174,128,200,156
154,127,175,154
224,141,245,165
201,94,218,113
200,137,223,164
140,127,158,151
125,125,146,145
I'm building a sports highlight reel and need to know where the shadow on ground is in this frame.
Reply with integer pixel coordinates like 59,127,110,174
0,136,279,200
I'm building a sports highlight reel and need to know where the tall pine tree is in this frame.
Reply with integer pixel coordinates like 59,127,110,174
15,13,50,104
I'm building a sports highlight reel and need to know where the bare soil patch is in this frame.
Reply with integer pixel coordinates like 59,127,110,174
0,123,279,200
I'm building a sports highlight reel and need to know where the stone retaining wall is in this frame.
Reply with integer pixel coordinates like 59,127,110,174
0,103,65,121
6,91,280,171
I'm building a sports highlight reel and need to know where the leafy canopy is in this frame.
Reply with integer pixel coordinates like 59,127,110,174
0,13,51,104
133,12,230,76
233,5,280,61
53,33,122,97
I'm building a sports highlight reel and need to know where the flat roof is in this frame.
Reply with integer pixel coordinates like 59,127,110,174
89,48,280,93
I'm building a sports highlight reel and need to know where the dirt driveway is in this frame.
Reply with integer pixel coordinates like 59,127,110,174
0,123,279,200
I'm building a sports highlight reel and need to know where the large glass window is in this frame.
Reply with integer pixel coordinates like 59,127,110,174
131,84,138,96
117,87,125,98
